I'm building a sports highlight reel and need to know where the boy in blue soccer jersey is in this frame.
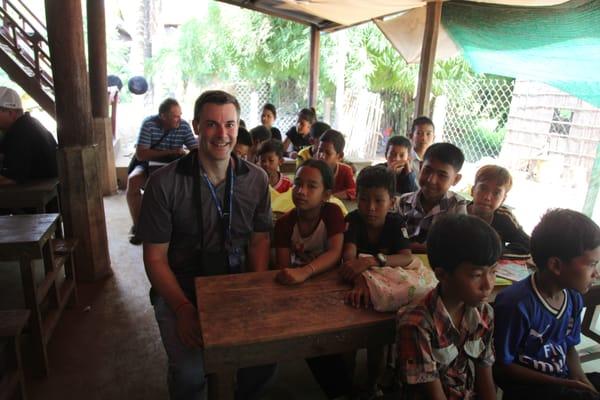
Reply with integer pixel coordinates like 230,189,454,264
494,209,600,400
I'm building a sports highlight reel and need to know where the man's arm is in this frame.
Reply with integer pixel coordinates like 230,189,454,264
247,231,270,272
143,242,203,348
136,146,185,162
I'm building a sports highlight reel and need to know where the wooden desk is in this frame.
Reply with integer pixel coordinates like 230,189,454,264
196,270,395,400
0,214,77,377
0,178,60,213
281,158,296,174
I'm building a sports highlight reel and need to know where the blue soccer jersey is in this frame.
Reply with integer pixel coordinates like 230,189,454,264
493,274,583,377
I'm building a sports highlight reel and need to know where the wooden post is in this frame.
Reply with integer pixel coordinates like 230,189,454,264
308,25,320,109
583,141,600,217
414,0,442,118
45,0,112,281
87,0,117,195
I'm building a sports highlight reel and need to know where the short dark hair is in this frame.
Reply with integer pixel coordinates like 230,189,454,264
236,127,252,147
262,103,277,119
239,119,247,129
319,129,345,154
298,159,334,191
310,121,331,139
531,209,600,270
257,139,284,159
385,135,412,156
411,116,435,133
356,166,395,197
298,108,317,124
193,90,240,121
159,98,179,115
427,214,502,273
423,142,465,172
250,125,272,144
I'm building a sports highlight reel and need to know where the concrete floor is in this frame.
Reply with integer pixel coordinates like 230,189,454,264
3,192,599,399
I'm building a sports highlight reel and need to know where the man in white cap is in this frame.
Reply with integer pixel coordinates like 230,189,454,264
0,86,58,185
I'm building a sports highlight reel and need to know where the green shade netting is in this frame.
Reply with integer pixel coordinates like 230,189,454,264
442,0,600,107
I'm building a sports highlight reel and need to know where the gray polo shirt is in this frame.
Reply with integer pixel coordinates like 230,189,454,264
137,150,272,284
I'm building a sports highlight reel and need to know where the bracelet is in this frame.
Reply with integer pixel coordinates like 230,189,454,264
174,300,192,316
306,263,316,277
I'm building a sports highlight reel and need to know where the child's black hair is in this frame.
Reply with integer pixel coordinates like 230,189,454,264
250,125,272,144
297,159,334,191
423,142,465,172
531,208,600,270
427,214,502,273
356,166,396,197
411,116,435,133
239,119,246,129
298,108,317,124
319,129,345,154
257,139,284,159
385,135,412,156
236,127,252,147
310,121,331,139
262,103,277,119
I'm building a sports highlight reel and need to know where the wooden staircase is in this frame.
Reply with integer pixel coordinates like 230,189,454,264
0,0,54,118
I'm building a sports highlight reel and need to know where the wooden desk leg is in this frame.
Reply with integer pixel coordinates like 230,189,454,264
207,370,235,400
19,255,49,377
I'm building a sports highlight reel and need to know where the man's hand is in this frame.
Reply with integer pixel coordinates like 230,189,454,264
276,266,312,285
175,303,203,348
345,275,371,308
339,257,372,282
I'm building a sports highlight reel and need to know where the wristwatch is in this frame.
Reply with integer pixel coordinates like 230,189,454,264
375,253,387,267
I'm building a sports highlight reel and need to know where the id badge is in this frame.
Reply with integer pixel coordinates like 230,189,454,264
228,247,242,274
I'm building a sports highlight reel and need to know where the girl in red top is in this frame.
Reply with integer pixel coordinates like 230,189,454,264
273,159,345,285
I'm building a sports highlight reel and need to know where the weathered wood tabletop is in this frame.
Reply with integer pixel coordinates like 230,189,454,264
196,269,396,400
0,178,59,211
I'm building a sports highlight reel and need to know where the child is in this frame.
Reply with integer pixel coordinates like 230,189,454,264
248,125,272,164
468,164,530,255
493,209,600,400
377,135,418,195
233,127,252,160
273,159,345,285
341,166,414,398
261,103,281,141
316,129,356,200
283,108,316,157
409,116,435,174
394,142,467,253
296,121,330,169
257,139,292,193
396,214,502,400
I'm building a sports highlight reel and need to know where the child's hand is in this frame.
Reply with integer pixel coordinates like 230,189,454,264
276,266,312,285
566,379,599,394
388,159,407,173
339,257,372,281
345,275,371,308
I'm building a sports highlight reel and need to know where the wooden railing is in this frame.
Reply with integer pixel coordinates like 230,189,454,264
0,0,52,92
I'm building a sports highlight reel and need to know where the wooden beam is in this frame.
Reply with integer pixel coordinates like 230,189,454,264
583,141,600,217
308,25,320,109
414,0,442,118
45,0,112,281
87,0,117,195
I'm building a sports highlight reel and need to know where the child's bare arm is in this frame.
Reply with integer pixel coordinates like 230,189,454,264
409,242,427,254
495,361,591,390
275,247,291,269
475,365,496,400
342,242,357,263
567,346,598,393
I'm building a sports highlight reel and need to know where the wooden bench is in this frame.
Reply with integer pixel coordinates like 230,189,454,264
0,310,30,400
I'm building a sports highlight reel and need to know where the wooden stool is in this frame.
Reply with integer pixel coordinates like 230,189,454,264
0,310,30,400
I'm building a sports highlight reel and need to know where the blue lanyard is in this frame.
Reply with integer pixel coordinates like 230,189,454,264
201,162,235,246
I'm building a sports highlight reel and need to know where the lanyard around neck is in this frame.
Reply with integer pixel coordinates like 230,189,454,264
198,159,235,248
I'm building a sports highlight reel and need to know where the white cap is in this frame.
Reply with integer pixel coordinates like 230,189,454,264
0,87,22,109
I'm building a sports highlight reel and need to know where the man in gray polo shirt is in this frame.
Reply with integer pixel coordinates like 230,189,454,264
137,90,273,400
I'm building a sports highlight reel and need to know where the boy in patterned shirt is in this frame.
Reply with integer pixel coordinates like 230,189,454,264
396,214,502,400
393,142,468,253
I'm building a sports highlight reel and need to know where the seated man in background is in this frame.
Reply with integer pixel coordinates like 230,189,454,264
0,86,57,185
127,98,197,245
